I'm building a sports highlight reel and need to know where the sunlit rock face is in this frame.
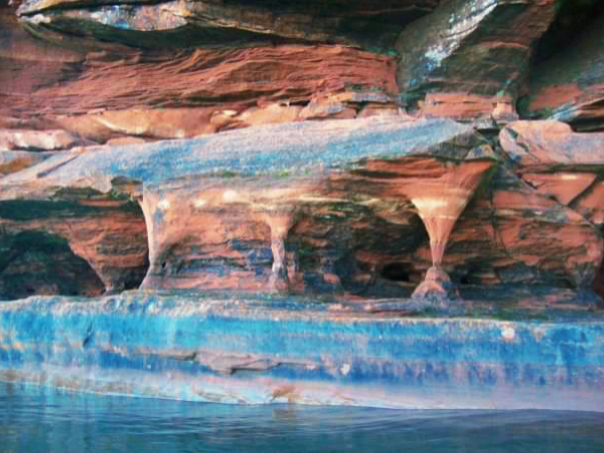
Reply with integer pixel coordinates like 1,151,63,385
1,0,604,311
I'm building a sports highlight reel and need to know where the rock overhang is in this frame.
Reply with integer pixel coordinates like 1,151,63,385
0,116,492,196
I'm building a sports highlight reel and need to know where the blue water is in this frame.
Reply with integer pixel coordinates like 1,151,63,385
1,381,603,453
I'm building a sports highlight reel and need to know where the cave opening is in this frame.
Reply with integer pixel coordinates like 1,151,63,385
0,196,150,299
381,262,412,283
0,230,106,300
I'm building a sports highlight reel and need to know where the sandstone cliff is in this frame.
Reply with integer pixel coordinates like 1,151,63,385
1,0,603,312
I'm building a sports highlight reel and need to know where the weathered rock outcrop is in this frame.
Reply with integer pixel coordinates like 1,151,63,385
10,45,398,142
396,0,556,119
2,0,401,143
1,0,604,311
17,0,438,51
522,13,604,131
500,121,604,299
1,117,602,308
0,196,148,299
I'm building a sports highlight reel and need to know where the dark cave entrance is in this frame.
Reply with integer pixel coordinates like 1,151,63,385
0,196,150,300
0,230,106,300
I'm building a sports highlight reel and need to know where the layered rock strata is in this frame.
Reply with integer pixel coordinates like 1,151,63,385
0,0,604,311
500,120,604,300
16,0,438,50
1,117,602,308
1,295,604,410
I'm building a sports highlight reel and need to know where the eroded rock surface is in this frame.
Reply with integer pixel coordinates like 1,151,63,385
396,0,556,119
500,120,604,299
1,0,604,311
17,0,438,51
522,13,604,131
1,117,601,307
0,196,149,299
1,39,400,142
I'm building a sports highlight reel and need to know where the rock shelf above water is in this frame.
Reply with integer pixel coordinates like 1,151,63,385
1,0,604,411
1,292,603,410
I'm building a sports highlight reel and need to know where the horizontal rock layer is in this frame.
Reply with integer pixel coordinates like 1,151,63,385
1,294,603,410
17,0,438,51
1,117,602,305
1,26,400,142
522,13,604,131
1,0,604,307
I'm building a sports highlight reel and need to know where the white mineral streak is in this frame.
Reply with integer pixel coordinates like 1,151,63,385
157,199,171,210
425,0,498,69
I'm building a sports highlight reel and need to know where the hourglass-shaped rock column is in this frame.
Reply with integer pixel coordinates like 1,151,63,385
264,212,295,292
402,160,495,301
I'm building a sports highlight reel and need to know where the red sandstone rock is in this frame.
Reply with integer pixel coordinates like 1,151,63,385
419,93,517,123
1,40,399,141
0,197,148,298
17,0,438,51
396,0,556,118
500,121,604,171
4,116,600,304
499,121,604,227
0,5,84,98
521,173,598,207
522,14,604,131
500,120,604,300
2,0,604,308
575,182,604,227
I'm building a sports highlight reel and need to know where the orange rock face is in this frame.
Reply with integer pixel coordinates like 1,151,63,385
1,23,400,142
136,157,499,297
0,197,149,298
500,120,604,300
419,93,517,122
2,0,604,311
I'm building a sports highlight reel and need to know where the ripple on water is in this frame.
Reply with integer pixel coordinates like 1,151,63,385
1,381,603,453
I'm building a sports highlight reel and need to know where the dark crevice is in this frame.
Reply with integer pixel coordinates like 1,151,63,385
532,0,604,64
0,196,149,299
0,230,106,300
381,262,412,283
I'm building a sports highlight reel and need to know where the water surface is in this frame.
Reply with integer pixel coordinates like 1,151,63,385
1,381,603,453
